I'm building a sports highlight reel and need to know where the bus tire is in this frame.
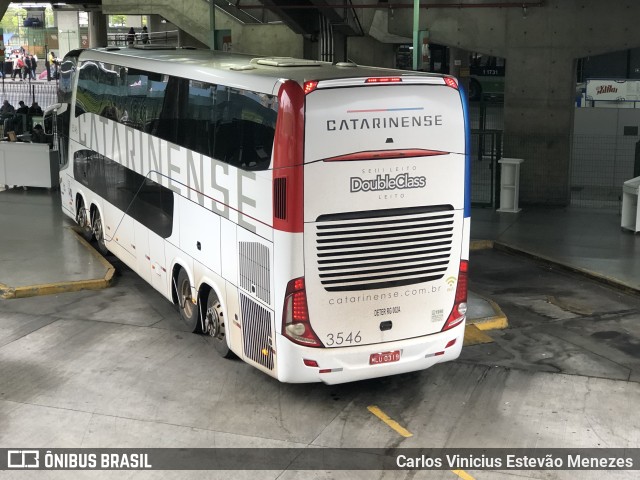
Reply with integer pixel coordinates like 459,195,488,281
91,208,109,256
76,197,93,241
203,288,235,358
177,268,200,332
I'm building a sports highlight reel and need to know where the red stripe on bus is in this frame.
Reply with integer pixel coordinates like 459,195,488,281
323,149,448,162
272,80,305,233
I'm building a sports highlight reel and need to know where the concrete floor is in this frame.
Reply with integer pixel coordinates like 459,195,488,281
1,259,638,479
472,206,640,291
1,189,639,479
0,188,108,287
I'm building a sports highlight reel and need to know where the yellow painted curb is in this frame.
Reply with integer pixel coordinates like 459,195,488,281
470,239,494,251
69,227,115,278
0,227,115,299
467,295,509,331
0,282,14,299
464,324,494,346
470,297,509,331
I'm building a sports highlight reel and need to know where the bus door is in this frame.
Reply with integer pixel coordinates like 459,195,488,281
302,77,467,348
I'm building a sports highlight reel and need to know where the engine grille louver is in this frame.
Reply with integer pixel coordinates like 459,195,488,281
239,242,271,305
240,293,274,370
315,205,454,292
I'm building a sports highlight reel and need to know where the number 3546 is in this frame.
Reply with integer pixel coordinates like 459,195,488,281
326,331,362,346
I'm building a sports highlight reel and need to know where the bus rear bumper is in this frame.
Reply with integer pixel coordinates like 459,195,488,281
275,321,465,384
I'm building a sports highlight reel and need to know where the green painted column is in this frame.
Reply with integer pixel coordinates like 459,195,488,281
412,0,419,70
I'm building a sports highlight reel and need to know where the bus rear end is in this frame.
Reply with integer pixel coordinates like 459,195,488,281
274,74,470,384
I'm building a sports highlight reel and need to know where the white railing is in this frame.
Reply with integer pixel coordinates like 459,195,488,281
107,30,180,47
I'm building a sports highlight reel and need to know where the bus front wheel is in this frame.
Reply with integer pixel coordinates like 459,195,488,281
203,288,234,358
177,269,200,332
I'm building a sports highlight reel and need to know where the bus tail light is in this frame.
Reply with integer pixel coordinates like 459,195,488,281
303,81,318,95
444,76,459,89
365,77,402,83
282,277,323,347
442,260,468,331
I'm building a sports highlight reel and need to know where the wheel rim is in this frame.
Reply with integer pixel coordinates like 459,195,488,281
180,279,194,318
77,203,88,228
92,215,104,245
204,294,224,342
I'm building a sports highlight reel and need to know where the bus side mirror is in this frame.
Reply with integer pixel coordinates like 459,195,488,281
43,103,62,135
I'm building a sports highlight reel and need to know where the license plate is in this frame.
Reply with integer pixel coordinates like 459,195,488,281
369,350,401,365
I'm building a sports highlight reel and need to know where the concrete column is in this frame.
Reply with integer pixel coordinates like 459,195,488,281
56,11,80,59
88,12,108,48
148,14,165,35
502,50,577,205
388,0,640,206
448,46,470,94
303,36,317,60
333,32,347,63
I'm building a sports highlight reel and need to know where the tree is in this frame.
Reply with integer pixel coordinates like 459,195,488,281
109,15,127,27
0,7,28,34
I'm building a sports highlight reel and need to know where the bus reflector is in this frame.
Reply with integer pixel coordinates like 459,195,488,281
303,359,319,367
304,81,318,95
365,77,402,83
444,77,459,89
441,260,468,331
283,277,323,347
324,149,447,162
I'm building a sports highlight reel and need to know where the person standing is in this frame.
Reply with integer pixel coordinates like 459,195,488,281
24,55,32,82
127,27,136,46
30,55,37,80
11,54,23,81
141,26,149,44
45,52,51,81
49,51,59,79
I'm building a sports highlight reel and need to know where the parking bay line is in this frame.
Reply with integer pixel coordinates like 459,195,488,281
452,470,477,480
366,405,477,480
367,405,413,437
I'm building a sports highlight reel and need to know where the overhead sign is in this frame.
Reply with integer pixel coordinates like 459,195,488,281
586,79,640,102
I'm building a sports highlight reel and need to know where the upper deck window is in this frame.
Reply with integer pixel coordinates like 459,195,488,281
75,60,278,171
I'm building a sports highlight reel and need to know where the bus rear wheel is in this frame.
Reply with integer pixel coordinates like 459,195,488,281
91,209,109,256
177,269,200,332
76,198,93,241
203,289,234,358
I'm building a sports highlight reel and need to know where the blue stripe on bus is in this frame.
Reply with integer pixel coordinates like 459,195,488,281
459,84,471,219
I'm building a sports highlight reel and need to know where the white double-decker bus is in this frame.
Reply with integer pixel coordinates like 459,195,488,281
46,46,471,384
